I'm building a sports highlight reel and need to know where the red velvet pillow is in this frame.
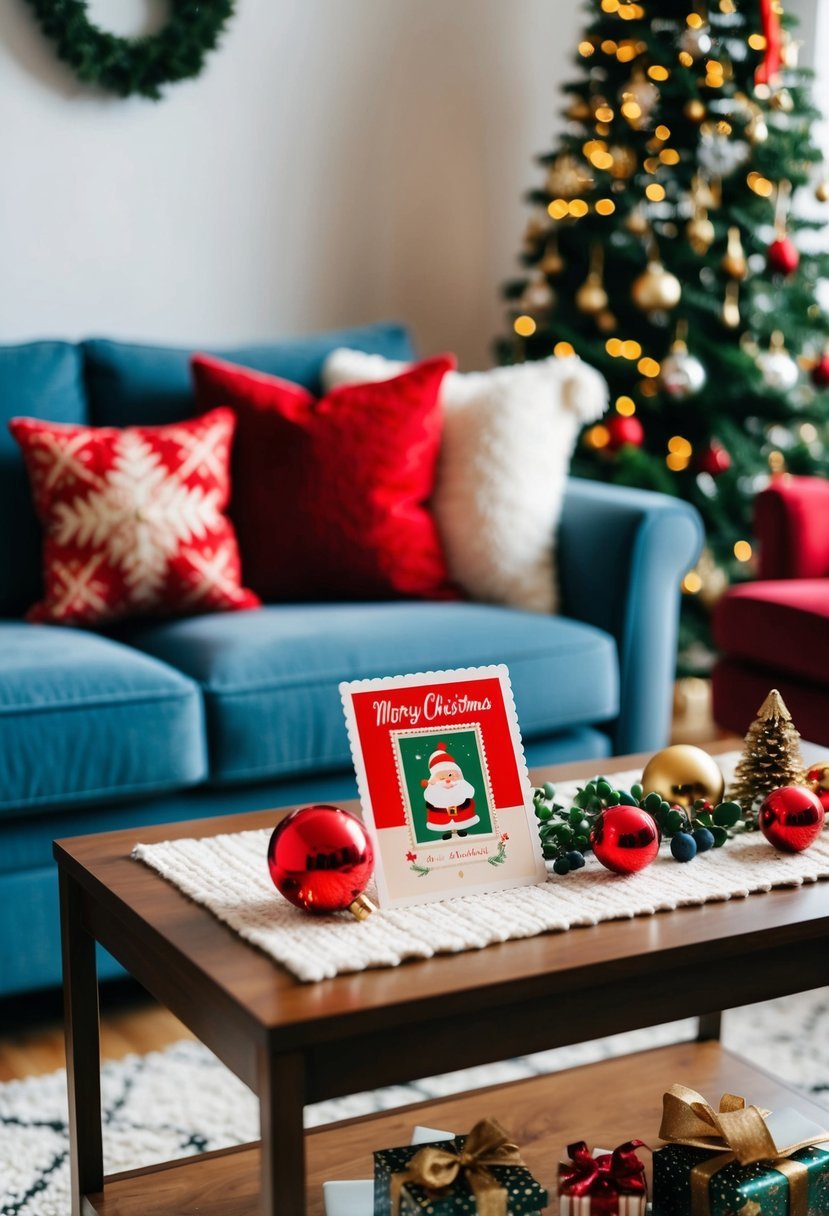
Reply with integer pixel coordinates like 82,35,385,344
191,353,458,602
9,408,260,626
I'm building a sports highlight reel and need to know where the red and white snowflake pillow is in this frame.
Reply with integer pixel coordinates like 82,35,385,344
9,408,260,626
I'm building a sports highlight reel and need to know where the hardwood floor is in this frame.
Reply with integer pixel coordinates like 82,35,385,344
0,982,193,1083
0,685,721,1086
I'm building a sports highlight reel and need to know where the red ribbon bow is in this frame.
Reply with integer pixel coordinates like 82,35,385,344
559,1141,647,1212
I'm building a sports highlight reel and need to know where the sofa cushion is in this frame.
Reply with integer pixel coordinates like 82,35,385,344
191,353,457,602
0,624,207,815
713,579,829,685
120,603,619,785
0,342,89,616
10,408,259,626
83,323,416,427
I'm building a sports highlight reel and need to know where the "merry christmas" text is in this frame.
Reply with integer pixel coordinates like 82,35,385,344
372,691,492,728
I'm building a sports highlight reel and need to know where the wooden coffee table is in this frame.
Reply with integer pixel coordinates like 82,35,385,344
54,745,829,1216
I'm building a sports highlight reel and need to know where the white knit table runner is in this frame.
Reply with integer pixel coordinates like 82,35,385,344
133,755,829,983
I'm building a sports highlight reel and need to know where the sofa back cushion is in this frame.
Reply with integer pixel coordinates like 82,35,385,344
83,323,416,427
0,342,88,616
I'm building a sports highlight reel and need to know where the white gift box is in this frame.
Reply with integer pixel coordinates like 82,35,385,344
323,1126,454,1216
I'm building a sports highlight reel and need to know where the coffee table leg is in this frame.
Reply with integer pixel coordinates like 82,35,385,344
259,1047,306,1216
59,871,104,1214
697,1011,722,1041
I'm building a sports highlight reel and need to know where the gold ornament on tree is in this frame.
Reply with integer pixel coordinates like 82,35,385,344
728,689,806,824
745,103,768,144
632,241,682,313
546,154,592,198
721,226,748,279
686,207,715,255
721,280,740,329
620,71,658,130
608,145,637,180
816,180,829,203
626,205,649,236
576,244,608,315
540,232,564,275
641,744,725,809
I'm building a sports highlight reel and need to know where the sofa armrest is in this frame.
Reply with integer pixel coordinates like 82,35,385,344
755,476,829,580
557,478,704,754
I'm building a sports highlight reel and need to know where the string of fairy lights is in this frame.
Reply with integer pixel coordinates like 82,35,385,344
508,0,826,582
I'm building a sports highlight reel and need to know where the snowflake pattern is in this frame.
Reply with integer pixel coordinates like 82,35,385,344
11,408,259,626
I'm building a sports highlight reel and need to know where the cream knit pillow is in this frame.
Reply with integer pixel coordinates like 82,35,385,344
322,352,607,614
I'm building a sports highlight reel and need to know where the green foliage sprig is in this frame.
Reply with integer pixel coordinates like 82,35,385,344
533,778,745,874
24,0,236,100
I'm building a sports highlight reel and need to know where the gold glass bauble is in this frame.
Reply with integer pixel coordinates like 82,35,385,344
684,99,706,123
540,238,565,276
816,181,829,203
608,145,637,180
721,226,747,280
576,274,609,315
686,214,715,255
625,208,648,236
641,745,725,808
631,261,682,312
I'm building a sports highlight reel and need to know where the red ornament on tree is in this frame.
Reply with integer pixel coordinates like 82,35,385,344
767,236,799,277
810,353,829,389
590,806,660,874
696,441,732,477
267,805,375,917
606,414,645,452
759,785,825,853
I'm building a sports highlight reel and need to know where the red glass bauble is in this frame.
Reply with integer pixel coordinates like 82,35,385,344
606,414,645,452
759,785,825,853
767,236,800,277
696,441,732,477
810,354,829,389
590,806,660,875
267,804,375,914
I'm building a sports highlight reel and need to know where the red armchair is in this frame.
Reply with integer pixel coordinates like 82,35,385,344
712,476,829,744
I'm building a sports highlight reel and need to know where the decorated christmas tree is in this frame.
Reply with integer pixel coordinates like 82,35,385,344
498,0,829,672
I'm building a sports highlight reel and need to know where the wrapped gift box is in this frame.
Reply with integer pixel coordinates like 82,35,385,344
653,1141,829,1216
558,1142,647,1216
373,1123,547,1216
654,1086,829,1216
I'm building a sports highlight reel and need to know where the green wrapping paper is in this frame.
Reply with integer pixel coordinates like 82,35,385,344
652,1142,829,1216
373,1135,548,1216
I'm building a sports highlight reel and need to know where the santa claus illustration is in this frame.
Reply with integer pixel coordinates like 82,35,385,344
421,741,479,839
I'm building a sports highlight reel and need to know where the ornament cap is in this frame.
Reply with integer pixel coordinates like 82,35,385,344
348,893,376,921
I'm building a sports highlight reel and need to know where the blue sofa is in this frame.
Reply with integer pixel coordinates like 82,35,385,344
0,323,703,998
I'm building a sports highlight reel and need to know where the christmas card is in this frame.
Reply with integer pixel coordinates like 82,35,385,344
340,665,547,908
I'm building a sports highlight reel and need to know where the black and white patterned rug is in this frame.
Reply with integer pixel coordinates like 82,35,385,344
2,990,827,1215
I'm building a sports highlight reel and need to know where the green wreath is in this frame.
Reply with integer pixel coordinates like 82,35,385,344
24,0,236,100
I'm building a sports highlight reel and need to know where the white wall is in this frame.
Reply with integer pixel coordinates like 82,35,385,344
0,0,582,369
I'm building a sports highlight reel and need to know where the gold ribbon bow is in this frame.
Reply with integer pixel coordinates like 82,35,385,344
659,1084,829,1216
391,1118,524,1216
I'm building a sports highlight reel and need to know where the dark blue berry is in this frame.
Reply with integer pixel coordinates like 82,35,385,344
693,827,715,853
565,850,586,869
671,832,697,862
553,856,571,875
